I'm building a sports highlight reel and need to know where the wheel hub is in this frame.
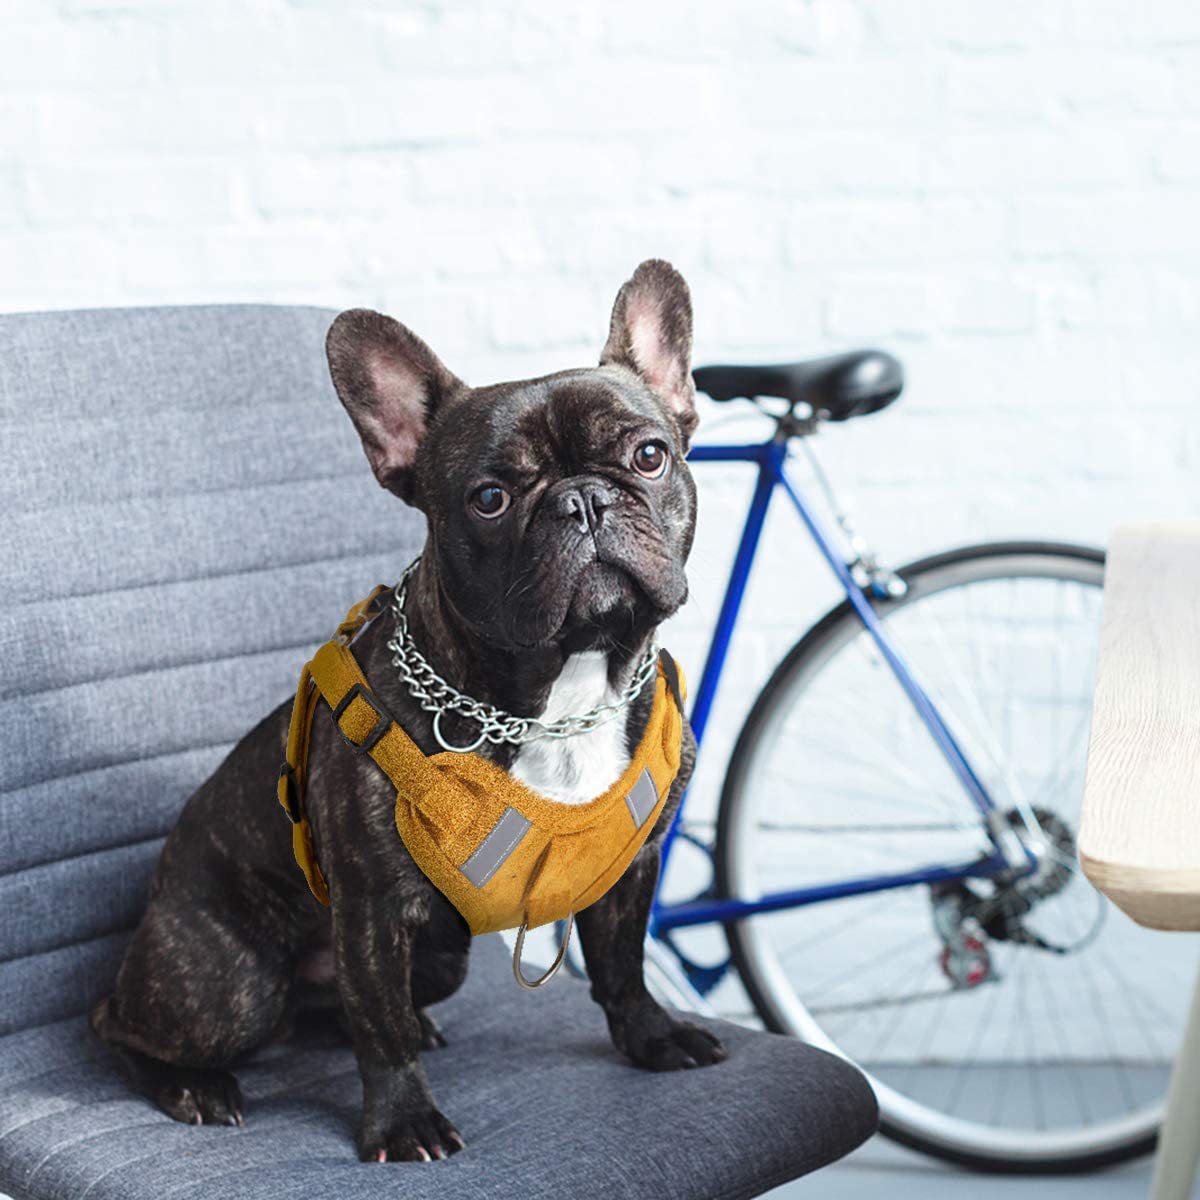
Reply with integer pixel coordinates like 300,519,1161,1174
1004,807,1076,902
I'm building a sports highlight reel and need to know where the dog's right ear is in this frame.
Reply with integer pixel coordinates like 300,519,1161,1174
326,309,464,503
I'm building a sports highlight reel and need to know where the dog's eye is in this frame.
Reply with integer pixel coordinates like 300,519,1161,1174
631,440,669,479
470,484,511,519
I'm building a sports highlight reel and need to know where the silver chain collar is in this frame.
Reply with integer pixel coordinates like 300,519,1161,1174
385,557,660,754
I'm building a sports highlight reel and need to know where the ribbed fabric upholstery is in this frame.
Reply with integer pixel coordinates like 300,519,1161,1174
0,305,423,1029
0,305,876,1199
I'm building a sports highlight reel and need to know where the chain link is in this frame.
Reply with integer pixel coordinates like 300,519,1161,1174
385,557,660,753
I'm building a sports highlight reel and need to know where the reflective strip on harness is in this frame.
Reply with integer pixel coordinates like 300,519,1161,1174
460,807,532,888
625,768,659,828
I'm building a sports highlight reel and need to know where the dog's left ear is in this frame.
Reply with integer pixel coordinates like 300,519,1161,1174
600,259,698,448
326,309,464,504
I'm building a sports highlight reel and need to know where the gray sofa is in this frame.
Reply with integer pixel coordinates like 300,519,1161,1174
0,305,877,1199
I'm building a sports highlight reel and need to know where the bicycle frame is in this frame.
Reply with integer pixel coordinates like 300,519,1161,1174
651,435,1024,941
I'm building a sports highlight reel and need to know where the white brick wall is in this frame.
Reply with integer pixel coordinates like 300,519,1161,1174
2,0,1198,824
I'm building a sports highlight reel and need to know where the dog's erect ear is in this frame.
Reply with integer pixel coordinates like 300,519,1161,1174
600,259,698,447
326,309,463,503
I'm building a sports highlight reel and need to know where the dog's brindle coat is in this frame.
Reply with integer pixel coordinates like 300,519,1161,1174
91,260,726,1163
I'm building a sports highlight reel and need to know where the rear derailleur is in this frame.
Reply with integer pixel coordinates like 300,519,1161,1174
931,808,1081,989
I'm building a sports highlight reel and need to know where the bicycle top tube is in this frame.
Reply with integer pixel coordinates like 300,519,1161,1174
686,440,779,464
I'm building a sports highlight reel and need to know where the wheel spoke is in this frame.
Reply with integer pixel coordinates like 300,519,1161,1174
1036,958,1093,1126
773,892,898,965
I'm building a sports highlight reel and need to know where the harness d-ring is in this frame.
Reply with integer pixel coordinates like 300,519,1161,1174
512,914,574,991
432,709,489,754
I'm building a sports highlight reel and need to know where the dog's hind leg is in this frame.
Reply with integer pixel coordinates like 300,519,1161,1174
90,1009,245,1126
92,896,295,1126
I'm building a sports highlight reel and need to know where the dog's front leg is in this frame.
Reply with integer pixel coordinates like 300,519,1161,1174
332,892,464,1162
577,842,727,1071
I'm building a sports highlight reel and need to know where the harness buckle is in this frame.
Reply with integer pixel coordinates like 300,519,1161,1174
331,683,392,753
364,586,391,618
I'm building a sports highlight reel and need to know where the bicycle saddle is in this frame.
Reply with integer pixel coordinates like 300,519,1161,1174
692,350,903,422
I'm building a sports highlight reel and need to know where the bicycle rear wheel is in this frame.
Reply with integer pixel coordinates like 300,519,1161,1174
716,542,1194,1171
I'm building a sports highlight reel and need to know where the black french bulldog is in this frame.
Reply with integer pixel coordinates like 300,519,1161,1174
91,259,726,1163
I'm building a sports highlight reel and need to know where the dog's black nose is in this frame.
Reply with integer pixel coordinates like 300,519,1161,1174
556,479,615,534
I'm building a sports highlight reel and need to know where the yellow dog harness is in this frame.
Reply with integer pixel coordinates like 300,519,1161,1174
277,588,686,944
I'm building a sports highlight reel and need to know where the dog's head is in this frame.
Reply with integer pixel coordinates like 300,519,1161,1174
327,260,699,653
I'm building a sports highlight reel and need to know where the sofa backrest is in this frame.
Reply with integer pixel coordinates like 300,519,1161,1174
0,305,425,1035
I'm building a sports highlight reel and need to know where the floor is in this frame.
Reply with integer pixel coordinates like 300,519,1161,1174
758,1061,1192,1198
768,1134,1181,1199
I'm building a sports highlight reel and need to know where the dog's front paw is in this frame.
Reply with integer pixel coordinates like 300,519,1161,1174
610,1000,727,1072
360,1106,465,1163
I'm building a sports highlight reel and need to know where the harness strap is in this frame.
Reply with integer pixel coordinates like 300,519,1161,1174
278,591,686,933
277,585,391,904
278,584,488,904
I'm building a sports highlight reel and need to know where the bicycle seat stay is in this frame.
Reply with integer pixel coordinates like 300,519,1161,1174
692,350,903,422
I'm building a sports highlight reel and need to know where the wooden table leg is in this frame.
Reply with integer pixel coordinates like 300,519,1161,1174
1152,958,1200,1200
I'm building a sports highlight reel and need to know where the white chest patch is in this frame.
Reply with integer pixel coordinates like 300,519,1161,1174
510,651,631,805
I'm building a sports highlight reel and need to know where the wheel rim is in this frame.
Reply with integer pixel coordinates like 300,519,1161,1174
722,551,1189,1164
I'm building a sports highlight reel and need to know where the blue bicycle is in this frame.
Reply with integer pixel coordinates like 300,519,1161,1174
637,350,1191,1172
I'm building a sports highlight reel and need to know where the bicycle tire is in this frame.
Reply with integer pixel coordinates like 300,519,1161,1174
715,541,1174,1173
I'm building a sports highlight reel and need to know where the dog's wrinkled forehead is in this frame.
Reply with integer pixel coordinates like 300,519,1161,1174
429,368,671,484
